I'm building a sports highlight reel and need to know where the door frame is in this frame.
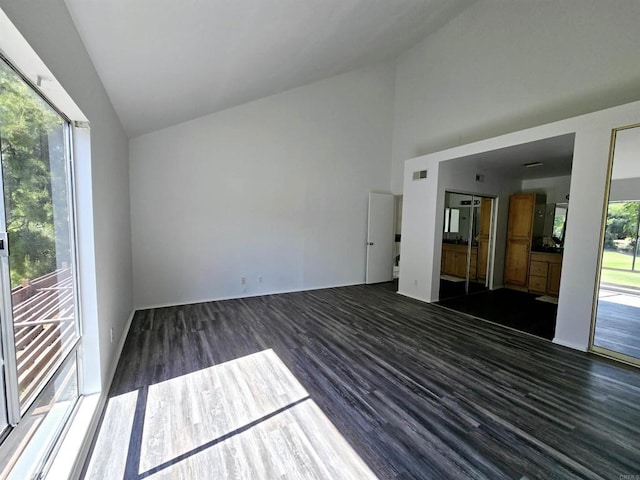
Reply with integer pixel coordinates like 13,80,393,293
440,190,498,297
366,192,395,284
0,54,83,429
589,123,640,368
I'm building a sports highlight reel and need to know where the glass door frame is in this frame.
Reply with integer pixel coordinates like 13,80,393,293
0,176,20,426
589,122,640,368
0,54,83,429
441,190,497,297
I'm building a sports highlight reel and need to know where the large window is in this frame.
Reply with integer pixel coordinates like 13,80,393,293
0,55,81,476
601,200,640,289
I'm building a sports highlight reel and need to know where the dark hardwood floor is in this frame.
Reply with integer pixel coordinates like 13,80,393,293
84,282,640,479
594,297,640,359
436,285,558,340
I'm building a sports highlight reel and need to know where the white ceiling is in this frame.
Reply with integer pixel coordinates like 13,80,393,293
445,134,576,181
64,0,475,138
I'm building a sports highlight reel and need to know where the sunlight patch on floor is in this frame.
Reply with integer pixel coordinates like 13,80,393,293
85,389,139,479
140,349,308,472
86,349,377,479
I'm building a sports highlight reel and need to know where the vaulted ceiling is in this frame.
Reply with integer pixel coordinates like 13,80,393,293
64,0,475,137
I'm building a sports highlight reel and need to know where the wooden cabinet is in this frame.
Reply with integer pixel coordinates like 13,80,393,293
547,261,562,295
476,197,492,281
504,193,546,289
505,240,531,287
441,244,477,279
528,252,562,296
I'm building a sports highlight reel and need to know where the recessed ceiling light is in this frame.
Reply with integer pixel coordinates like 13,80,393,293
523,162,544,168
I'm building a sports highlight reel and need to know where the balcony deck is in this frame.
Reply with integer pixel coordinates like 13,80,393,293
11,268,76,405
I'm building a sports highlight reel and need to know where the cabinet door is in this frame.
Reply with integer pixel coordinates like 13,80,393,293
529,261,548,277
454,252,467,278
528,275,547,294
469,248,478,280
547,262,562,295
443,250,456,276
477,197,492,280
505,239,530,286
507,194,535,240
477,241,488,280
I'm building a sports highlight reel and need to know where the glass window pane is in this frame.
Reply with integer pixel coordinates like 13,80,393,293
635,213,640,272
449,209,460,233
603,202,637,272
0,59,79,411
0,354,78,480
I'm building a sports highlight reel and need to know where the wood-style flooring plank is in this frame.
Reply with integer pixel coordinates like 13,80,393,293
83,282,640,479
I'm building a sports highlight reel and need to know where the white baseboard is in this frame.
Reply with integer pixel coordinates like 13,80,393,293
552,337,588,352
396,291,432,303
135,281,365,311
105,310,136,390
62,309,136,480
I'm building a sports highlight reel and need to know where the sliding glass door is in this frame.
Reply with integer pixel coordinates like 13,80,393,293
0,55,80,468
591,124,640,367
0,352,6,436
440,192,495,300
593,198,640,362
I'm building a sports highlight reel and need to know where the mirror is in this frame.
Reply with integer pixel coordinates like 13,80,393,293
592,124,640,363
542,202,568,249
553,203,568,245
440,192,494,300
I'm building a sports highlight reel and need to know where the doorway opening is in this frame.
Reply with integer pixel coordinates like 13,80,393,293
432,134,575,341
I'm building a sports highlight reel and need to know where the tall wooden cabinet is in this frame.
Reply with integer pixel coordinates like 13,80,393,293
477,197,492,281
504,193,546,288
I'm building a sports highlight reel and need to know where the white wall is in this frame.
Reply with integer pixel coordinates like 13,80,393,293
130,63,395,309
610,178,640,202
400,100,640,352
399,155,520,300
391,0,640,194
0,0,133,391
522,176,572,205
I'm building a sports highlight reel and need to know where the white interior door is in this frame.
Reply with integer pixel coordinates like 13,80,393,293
366,193,395,284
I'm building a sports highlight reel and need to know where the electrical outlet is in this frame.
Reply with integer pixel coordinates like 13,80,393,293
110,327,114,343
258,276,263,283
241,277,246,285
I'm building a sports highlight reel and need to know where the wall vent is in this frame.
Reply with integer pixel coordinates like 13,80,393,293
412,170,428,181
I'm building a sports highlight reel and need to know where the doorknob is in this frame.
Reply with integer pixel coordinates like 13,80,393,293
367,242,374,246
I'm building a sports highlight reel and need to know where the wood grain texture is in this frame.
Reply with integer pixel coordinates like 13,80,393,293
594,295,640,359
84,282,640,479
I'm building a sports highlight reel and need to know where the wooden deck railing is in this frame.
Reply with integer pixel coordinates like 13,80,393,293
10,268,76,404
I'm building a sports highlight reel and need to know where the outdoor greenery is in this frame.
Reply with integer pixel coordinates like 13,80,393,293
604,202,639,250
601,203,640,289
602,250,635,270
0,61,68,287
600,268,640,289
